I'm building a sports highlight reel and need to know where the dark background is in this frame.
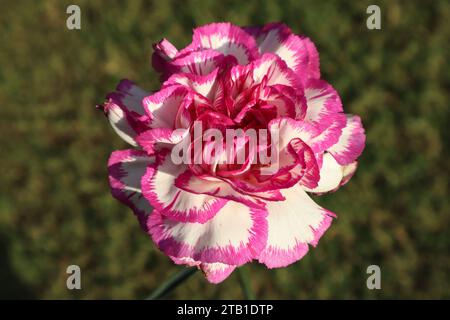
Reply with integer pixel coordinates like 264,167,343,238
0,0,448,299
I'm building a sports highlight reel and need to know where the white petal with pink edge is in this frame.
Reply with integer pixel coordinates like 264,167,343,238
303,152,346,193
147,201,267,265
308,113,347,154
294,79,346,155
305,79,343,128
169,256,236,284
142,153,227,223
175,169,271,209
250,23,320,85
327,115,366,165
163,69,219,100
169,49,227,76
258,184,335,268
102,80,150,146
136,127,189,155
188,22,259,65
153,38,178,60
115,79,149,115
201,262,236,284
152,39,178,75
301,36,321,80
108,150,155,226
252,54,303,92
143,85,189,129
103,102,139,146
268,117,319,151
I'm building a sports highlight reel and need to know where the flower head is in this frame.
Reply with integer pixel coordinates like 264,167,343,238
99,22,365,283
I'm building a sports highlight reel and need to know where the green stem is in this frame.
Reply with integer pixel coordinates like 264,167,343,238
146,267,197,300
237,266,255,300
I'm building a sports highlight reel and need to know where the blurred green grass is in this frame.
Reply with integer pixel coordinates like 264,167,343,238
0,0,448,299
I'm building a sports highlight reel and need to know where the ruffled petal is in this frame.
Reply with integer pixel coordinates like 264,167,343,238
201,262,236,284
152,38,179,78
304,153,358,194
143,85,189,129
289,138,320,189
303,152,344,193
142,152,227,223
148,200,267,265
268,117,319,151
153,38,178,61
258,184,335,268
187,22,259,65
252,53,303,93
308,113,347,154
167,49,230,78
175,169,270,209
111,79,148,115
136,127,189,155
304,79,343,127
102,101,139,146
100,80,150,145
163,69,219,100
327,115,366,165
303,80,347,154
258,85,302,119
248,23,320,85
108,149,155,227
169,256,236,284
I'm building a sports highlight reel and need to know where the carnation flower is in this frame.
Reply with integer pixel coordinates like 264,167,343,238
99,22,365,284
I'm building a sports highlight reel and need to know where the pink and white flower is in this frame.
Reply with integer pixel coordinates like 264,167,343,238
99,22,365,283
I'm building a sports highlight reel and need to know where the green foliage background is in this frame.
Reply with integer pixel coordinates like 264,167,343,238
0,0,448,299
